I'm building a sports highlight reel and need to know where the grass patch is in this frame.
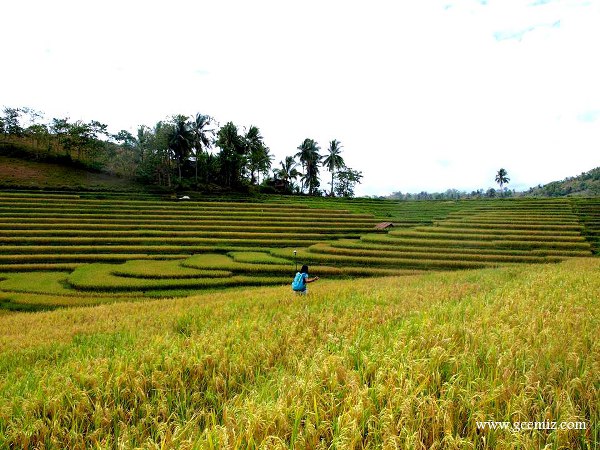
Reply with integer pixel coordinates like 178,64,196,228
228,251,292,264
111,260,232,279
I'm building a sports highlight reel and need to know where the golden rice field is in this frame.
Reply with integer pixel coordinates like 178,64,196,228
0,258,598,448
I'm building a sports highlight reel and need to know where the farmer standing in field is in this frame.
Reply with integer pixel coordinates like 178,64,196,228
291,264,319,294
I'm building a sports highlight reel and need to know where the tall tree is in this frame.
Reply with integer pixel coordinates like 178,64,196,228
295,138,321,195
136,125,155,166
191,113,214,182
274,156,300,192
495,168,510,196
322,139,345,196
244,125,270,185
216,122,245,187
1,107,24,136
144,122,173,186
135,121,172,187
26,123,50,155
334,168,363,198
168,115,193,183
255,146,273,185
79,120,109,162
49,117,76,158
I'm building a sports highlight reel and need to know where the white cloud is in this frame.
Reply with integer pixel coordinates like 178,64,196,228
1,0,598,196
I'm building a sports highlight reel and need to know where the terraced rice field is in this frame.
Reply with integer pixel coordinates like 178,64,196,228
0,193,597,311
279,199,596,271
0,192,598,448
572,197,600,254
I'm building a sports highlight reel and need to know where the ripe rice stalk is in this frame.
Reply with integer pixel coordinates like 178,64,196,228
0,258,596,448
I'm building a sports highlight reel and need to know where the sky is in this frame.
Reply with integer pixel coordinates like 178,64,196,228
2,0,599,196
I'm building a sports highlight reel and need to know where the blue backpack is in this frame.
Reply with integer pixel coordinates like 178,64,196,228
291,272,306,291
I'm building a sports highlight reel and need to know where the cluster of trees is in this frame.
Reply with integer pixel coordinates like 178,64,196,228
0,107,112,170
388,169,513,200
388,188,516,201
0,107,363,197
277,138,362,197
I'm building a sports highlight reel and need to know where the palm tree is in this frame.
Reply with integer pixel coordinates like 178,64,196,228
244,125,271,184
495,168,510,196
322,139,345,196
295,138,321,195
274,156,300,192
255,147,273,184
190,113,214,182
216,122,245,187
168,115,193,183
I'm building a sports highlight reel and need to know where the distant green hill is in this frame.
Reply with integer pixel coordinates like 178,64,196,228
525,167,600,197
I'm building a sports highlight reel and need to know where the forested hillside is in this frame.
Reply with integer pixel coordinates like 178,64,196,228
0,107,362,197
524,166,600,197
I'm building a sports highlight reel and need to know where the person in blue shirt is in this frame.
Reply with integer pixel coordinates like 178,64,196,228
291,264,319,294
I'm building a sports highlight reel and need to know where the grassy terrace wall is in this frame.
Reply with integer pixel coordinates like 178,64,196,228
572,197,600,254
0,193,597,311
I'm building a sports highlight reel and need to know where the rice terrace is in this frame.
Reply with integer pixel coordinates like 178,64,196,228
0,188,598,449
5,0,600,445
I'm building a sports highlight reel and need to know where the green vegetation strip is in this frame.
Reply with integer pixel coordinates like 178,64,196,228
436,221,584,231
417,226,582,237
0,216,379,225
111,260,232,279
0,229,364,242
307,243,562,264
329,239,593,257
0,263,82,272
0,237,328,247
270,248,500,270
362,234,593,251
0,245,259,255
228,251,292,264
388,230,586,242
0,209,373,219
0,254,189,264
67,264,286,292
181,254,417,277
0,223,374,232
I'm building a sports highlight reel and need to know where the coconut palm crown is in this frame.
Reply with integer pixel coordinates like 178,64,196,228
495,168,510,195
